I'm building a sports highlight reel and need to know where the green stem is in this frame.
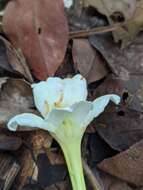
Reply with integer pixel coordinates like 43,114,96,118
61,140,86,190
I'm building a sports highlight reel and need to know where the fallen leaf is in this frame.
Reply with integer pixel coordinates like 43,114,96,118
84,0,143,46
0,78,36,129
88,75,123,99
83,0,137,19
96,101,143,151
87,132,118,165
89,33,143,112
4,39,33,82
121,1,143,47
98,139,143,186
45,181,69,190
84,0,136,20
72,39,108,83
3,0,69,80
100,172,133,190
90,75,143,151
0,36,33,82
37,153,67,187
0,134,22,151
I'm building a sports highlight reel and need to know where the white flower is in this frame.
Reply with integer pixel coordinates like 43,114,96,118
8,74,120,133
7,74,120,190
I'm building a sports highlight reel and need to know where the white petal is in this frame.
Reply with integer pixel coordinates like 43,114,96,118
61,74,87,107
70,101,93,127
43,95,119,134
83,94,120,127
44,101,92,132
32,74,87,117
92,94,120,117
63,0,73,8
44,108,72,132
7,113,45,131
32,78,63,117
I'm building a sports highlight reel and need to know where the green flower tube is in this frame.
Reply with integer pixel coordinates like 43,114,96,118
7,74,120,190
51,118,86,190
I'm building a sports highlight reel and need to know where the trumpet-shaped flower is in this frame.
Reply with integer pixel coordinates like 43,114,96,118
7,74,120,190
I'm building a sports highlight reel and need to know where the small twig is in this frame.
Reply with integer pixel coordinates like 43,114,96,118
83,159,101,190
69,21,131,38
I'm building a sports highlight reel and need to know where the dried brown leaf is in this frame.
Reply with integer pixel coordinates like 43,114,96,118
84,0,136,20
98,139,143,186
0,36,33,82
84,0,143,46
97,106,143,151
100,172,133,190
92,76,143,151
89,33,143,112
72,39,108,83
3,0,69,80
0,78,36,129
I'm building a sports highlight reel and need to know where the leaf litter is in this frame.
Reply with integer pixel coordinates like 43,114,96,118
0,0,143,190
84,0,143,47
